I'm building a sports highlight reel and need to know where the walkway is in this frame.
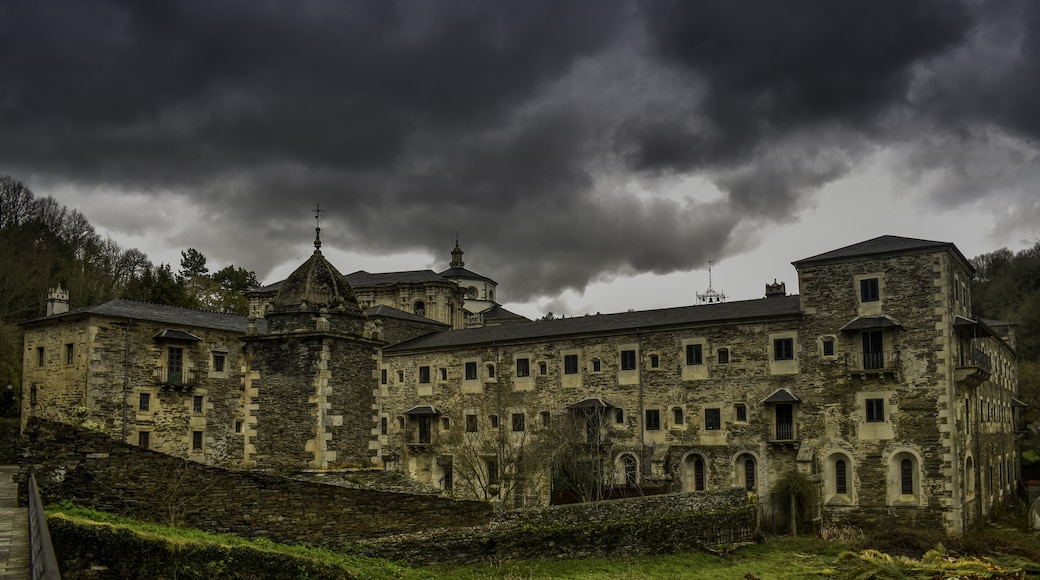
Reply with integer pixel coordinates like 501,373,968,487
0,465,29,578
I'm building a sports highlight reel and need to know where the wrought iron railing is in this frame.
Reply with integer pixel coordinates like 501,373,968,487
153,368,200,387
28,472,60,580
964,347,992,373
845,351,900,372
768,422,797,441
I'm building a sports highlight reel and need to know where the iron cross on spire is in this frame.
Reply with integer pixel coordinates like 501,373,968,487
313,203,325,252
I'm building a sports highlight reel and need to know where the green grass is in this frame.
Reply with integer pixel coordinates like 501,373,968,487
436,537,846,580
48,501,1039,580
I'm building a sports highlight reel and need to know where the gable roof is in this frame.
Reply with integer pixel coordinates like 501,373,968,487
438,266,496,285
792,235,973,274
20,299,260,333
365,305,450,327
481,304,530,321
385,295,801,352
346,270,451,287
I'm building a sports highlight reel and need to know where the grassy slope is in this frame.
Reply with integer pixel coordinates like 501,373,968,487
49,502,1040,580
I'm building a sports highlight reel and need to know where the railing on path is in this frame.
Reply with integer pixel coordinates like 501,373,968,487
28,472,60,580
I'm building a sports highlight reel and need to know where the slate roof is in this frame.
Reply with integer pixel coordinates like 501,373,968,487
481,304,530,321
839,315,904,332
793,235,973,273
20,299,261,333
250,269,453,296
346,270,451,287
385,294,801,352
762,388,801,404
438,266,496,284
365,305,450,327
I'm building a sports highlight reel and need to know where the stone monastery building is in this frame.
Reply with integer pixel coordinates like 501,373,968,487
20,233,1022,534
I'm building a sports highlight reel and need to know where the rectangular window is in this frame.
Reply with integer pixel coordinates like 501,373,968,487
645,409,660,431
37,347,44,367
213,353,225,373
65,343,74,365
442,417,450,430
191,430,203,450
234,420,243,434
685,344,703,366
419,366,431,383
822,338,835,357
773,338,794,361
381,417,388,435
673,408,684,425
418,416,431,444
138,392,151,412
563,354,579,375
439,368,447,381
381,369,388,385
650,354,660,368
397,370,404,382
539,362,547,375
516,358,530,378
489,415,499,429
192,395,203,413
718,348,730,364
735,404,747,422
465,414,478,432
621,350,637,371
486,364,495,379
592,359,602,372
615,408,624,424
865,398,885,423
860,278,880,302
138,431,150,449
512,413,525,432
541,411,551,427
465,362,478,380
705,408,721,431
168,347,184,384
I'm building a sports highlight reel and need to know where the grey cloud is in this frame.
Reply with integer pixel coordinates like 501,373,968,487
2,0,1039,303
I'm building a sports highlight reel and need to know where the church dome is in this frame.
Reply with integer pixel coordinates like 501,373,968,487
271,228,362,316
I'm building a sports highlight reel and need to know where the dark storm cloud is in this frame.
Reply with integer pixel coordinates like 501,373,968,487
2,0,1039,302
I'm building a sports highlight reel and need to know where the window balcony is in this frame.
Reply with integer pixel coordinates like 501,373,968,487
956,347,992,387
154,368,200,390
845,351,900,376
765,422,798,443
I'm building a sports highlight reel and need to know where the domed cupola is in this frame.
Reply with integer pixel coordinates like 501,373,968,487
267,222,364,333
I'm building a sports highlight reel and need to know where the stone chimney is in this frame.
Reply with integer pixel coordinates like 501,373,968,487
765,279,786,298
47,285,70,316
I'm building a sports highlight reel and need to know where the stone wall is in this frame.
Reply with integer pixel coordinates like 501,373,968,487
20,419,493,547
358,488,757,565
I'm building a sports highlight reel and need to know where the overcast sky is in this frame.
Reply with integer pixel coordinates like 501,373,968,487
3,0,1039,319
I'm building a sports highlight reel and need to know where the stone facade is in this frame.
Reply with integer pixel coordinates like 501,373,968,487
19,235,1022,535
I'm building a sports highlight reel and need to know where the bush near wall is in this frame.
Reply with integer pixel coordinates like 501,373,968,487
357,488,758,566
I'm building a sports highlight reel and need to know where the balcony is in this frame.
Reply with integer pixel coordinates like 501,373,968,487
154,368,200,390
845,351,900,377
955,347,992,387
765,422,799,444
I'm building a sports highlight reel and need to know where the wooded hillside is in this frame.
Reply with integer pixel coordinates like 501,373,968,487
0,175,257,415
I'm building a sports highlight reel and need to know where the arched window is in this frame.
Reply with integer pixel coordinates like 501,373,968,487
835,459,847,495
413,300,426,316
900,458,913,495
737,454,757,491
683,454,707,492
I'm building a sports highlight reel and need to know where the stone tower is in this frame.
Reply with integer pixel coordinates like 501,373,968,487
241,225,380,470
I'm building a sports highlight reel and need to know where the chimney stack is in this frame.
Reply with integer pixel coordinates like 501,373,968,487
47,285,69,316
765,280,786,298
